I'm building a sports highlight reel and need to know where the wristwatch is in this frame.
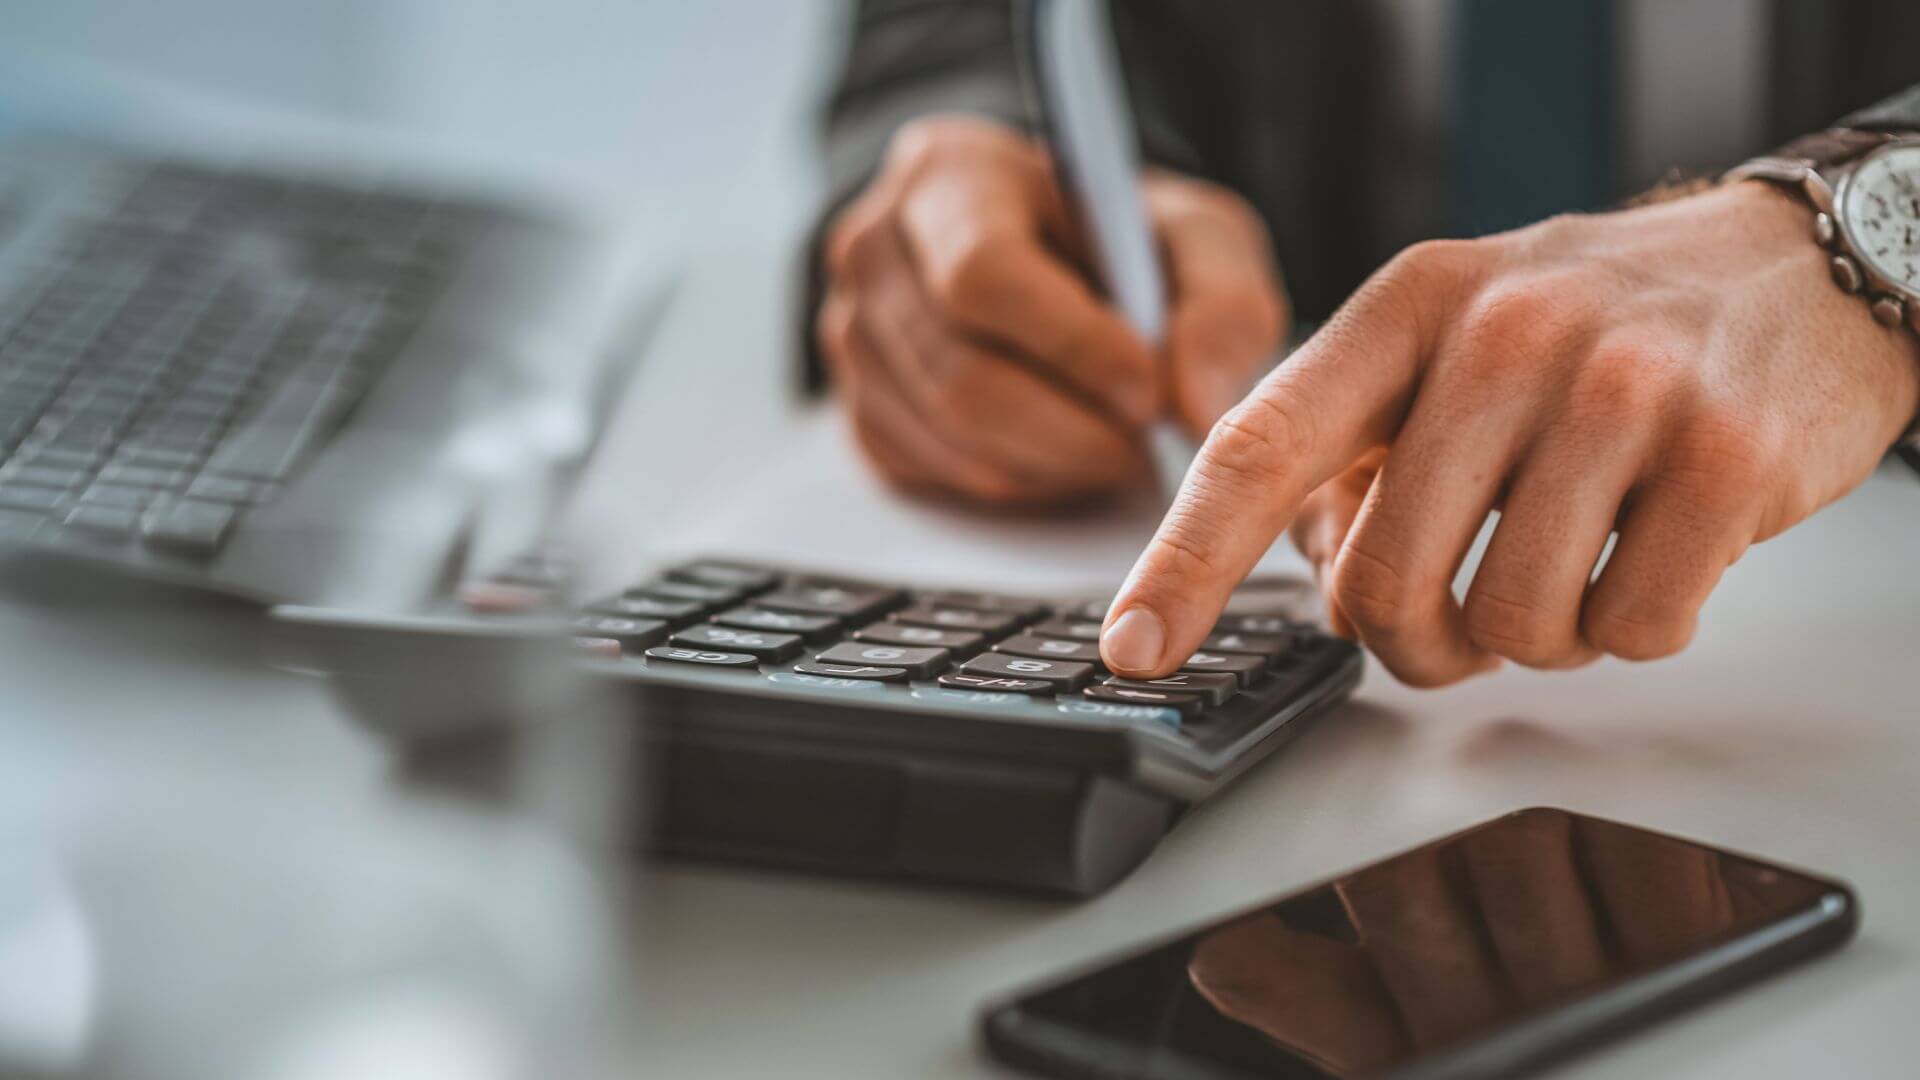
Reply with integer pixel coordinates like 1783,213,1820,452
1725,129,1920,471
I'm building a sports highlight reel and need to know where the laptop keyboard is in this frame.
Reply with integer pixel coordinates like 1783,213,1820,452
0,161,464,554
560,558,1326,742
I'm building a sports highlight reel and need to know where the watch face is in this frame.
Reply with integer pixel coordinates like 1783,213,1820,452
1839,143,1920,298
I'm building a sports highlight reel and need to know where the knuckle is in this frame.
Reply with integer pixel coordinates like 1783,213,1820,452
1202,382,1317,485
928,233,1021,323
1463,589,1568,666
1581,603,1692,661
1564,343,1674,429
1452,282,1575,373
1327,540,1417,637
1661,409,1774,505
1381,238,1482,298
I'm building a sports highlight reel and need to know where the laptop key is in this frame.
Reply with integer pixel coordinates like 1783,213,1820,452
959,652,1094,692
1176,650,1268,686
62,503,142,538
1105,672,1239,707
671,624,803,662
892,605,1023,635
573,614,670,651
791,660,911,683
1079,683,1206,718
816,641,951,679
1030,618,1103,641
712,606,841,640
935,672,1055,695
852,622,984,653
0,485,63,513
140,498,236,555
644,646,759,669
994,634,1103,666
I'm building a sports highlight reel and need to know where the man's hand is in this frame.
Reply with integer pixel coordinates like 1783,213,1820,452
817,116,1287,505
1102,181,1920,686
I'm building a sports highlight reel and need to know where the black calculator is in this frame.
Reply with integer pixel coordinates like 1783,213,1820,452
557,558,1363,897
299,557,1363,898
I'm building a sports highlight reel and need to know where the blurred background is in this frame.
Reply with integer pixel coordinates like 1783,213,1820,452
1,3,1916,1079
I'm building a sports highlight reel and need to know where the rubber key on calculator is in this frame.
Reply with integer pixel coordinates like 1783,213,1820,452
671,624,803,661
644,646,760,668
959,652,1094,692
815,642,951,678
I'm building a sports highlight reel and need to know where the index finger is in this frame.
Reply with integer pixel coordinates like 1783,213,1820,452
1100,241,1472,677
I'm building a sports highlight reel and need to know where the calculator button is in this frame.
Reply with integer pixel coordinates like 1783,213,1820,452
140,498,236,555
918,590,1045,618
588,595,707,625
853,622,984,652
935,673,1055,695
644,646,760,668
994,634,1103,666
671,624,803,661
892,605,1023,635
573,614,670,650
1105,672,1239,707
791,660,911,683
1214,613,1295,635
1052,599,1111,621
1079,683,1205,718
959,652,1094,691
571,636,624,660
815,642,951,678
628,579,744,605
667,560,779,591
759,581,901,620
1176,650,1268,686
1029,618,1103,641
712,606,842,639
1200,630,1292,659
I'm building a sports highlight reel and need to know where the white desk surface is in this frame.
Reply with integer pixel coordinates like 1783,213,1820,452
3,214,1918,1080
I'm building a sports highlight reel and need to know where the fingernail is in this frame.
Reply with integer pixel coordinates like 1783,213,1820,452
1103,607,1166,674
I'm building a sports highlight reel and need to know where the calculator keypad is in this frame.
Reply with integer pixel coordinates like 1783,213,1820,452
564,560,1331,743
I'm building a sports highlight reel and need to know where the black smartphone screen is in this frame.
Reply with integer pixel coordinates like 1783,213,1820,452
987,809,1854,1079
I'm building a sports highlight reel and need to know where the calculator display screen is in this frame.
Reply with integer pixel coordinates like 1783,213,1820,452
998,809,1839,1078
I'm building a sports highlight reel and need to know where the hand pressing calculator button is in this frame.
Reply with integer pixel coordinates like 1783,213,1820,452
1104,671,1239,706
853,622,986,653
815,642,951,678
960,652,1094,691
671,624,804,661
994,634,1103,666
644,645,760,668
1175,650,1267,686
893,605,1025,635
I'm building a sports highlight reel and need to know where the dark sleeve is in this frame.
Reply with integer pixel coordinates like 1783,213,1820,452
797,0,1222,395
1841,84,1920,131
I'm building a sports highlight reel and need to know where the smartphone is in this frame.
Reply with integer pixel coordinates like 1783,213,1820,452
981,808,1857,1079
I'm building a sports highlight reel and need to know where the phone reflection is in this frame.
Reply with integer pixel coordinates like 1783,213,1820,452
1183,810,1826,1075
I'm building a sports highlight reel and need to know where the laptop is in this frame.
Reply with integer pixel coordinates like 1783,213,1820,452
0,135,657,611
